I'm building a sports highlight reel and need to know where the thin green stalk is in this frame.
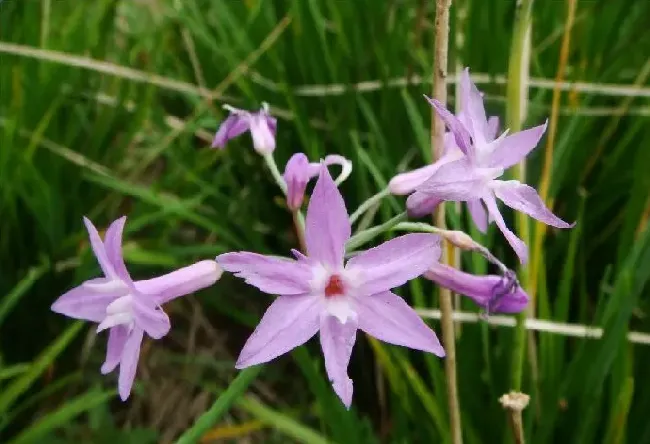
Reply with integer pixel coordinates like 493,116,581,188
506,0,534,395
349,187,390,225
263,153,288,194
175,366,263,444
346,212,408,252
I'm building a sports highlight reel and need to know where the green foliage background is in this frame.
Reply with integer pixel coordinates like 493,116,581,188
1,0,650,442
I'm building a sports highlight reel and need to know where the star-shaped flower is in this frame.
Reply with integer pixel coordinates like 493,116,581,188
212,103,277,154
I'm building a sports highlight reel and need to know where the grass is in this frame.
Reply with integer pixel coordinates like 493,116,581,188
1,0,650,442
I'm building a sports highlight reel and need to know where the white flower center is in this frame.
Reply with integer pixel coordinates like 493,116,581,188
309,264,358,325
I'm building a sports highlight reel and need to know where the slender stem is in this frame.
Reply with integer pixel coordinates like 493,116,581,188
506,0,535,394
499,392,530,444
175,366,263,444
346,212,408,252
292,210,307,253
262,153,288,195
349,188,390,225
432,0,462,443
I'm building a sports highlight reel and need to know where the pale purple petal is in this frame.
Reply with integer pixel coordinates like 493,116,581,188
487,120,548,169
424,95,473,157
118,327,144,401
103,216,130,282
346,234,441,295
235,295,321,368
51,278,121,323
424,263,528,313
406,191,442,218
217,252,312,295
486,117,500,141
493,180,574,229
283,153,311,210
356,291,444,356
415,158,489,202
389,164,441,195
467,199,488,232
83,217,114,278
460,68,488,142
211,114,250,149
482,193,528,264
132,298,170,340
101,325,128,374
135,260,222,304
305,165,351,267
320,316,357,408
323,154,353,184
249,112,276,154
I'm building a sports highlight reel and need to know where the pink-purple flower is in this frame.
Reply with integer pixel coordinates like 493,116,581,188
407,68,574,263
212,103,277,154
283,152,352,211
218,165,444,407
424,264,528,313
51,216,222,400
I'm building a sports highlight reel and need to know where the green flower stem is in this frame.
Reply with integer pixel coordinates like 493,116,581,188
349,188,390,225
174,365,263,444
263,152,288,195
346,212,408,252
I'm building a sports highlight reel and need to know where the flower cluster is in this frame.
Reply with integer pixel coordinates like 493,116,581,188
51,68,573,407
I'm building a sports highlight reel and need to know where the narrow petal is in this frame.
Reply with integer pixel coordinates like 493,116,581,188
406,191,441,218
357,291,444,356
132,298,171,340
460,68,488,142
101,325,129,374
323,154,353,185
135,260,222,305
83,217,114,278
51,278,121,323
211,114,250,148
103,216,130,282
305,165,351,267
283,153,311,210
250,113,276,154
423,263,528,313
346,234,441,295
415,158,490,202
486,116,500,141
467,199,488,232
217,252,311,295
493,180,574,229
424,95,473,157
320,316,358,408
117,328,144,401
235,295,321,368
389,164,441,196
482,193,528,263
487,120,548,169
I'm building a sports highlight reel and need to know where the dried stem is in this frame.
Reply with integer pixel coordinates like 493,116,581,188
499,392,530,444
433,0,462,443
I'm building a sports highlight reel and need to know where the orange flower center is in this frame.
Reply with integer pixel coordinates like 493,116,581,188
324,275,345,297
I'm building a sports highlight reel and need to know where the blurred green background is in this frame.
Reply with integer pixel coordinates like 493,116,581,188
1,0,650,443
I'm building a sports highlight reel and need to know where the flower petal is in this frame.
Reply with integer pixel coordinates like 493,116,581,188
235,295,321,368
423,263,528,313
356,291,444,356
305,165,351,267
132,298,171,340
320,316,357,408
217,252,311,295
460,68,488,143
389,164,441,196
117,327,144,401
101,325,128,374
415,157,490,202
83,217,114,278
250,112,276,154
486,116,500,141
482,193,528,263
493,180,574,229
283,153,311,210
51,278,121,322
467,199,488,232
103,216,130,282
406,191,442,218
346,234,441,295
135,260,222,304
424,95,473,157
323,154,353,185
211,114,250,149
487,120,548,169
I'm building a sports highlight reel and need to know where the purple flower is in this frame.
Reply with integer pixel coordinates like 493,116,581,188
424,263,528,313
283,152,352,211
51,216,222,400
211,103,277,154
407,68,574,263
218,166,444,408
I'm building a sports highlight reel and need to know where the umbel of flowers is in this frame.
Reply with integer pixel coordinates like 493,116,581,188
51,68,573,407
